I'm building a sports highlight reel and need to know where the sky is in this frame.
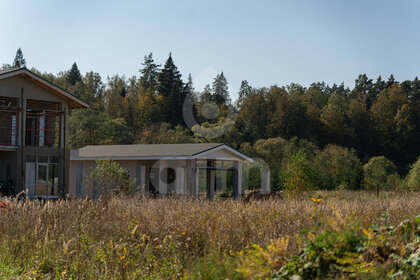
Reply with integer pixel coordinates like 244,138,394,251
1,0,420,100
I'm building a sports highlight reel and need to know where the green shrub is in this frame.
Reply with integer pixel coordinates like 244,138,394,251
283,150,318,192
406,156,420,191
85,159,133,197
363,156,399,191
314,145,363,190
363,156,399,190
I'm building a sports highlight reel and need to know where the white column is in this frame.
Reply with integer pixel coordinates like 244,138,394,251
158,160,168,194
262,170,271,194
176,165,185,194
233,161,242,198
206,160,215,200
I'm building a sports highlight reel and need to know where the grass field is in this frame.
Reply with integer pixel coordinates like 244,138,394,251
0,191,419,279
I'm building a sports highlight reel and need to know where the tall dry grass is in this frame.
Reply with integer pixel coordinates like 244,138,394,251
0,191,419,279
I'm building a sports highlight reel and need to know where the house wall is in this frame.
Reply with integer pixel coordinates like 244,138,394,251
0,76,69,109
69,159,156,197
68,157,248,199
0,75,70,194
69,159,198,198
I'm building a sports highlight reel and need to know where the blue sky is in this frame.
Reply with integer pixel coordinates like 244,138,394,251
1,0,420,99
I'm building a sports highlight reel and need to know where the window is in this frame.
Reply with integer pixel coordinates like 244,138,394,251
25,155,61,197
25,111,61,147
0,109,17,146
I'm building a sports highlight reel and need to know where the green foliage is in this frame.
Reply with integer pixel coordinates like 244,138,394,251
406,156,420,191
314,145,363,190
157,53,186,126
363,156,399,191
68,109,132,148
225,212,420,279
85,159,133,197
236,80,253,108
139,52,160,91
283,150,318,192
212,71,231,105
279,219,370,279
191,117,235,140
13,48,26,68
12,55,420,181
189,252,241,280
66,62,83,86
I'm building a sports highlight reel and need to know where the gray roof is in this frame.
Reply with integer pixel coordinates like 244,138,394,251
0,67,89,108
71,143,224,158
0,67,20,74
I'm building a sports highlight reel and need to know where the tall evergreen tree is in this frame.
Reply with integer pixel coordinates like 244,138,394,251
212,71,230,105
184,73,195,101
13,48,26,68
157,53,186,126
67,63,83,86
387,74,396,88
139,53,160,91
200,84,213,103
237,80,253,108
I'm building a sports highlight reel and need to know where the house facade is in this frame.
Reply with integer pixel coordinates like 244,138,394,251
0,68,88,198
69,143,264,199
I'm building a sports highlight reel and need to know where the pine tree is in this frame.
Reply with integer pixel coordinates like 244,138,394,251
184,73,194,100
139,53,160,91
387,74,396,88
212,71,230,105
67,63,83,86
13,48,26,68
200,84,213,103
157,53,186,126
237,80,252,108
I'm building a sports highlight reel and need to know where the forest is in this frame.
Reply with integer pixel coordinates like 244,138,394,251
4,49,420,191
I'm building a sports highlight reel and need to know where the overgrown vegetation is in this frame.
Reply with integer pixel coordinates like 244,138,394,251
4,50,420,186
0,192,419,279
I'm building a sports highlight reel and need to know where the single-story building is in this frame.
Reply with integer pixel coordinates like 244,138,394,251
69,143,263,199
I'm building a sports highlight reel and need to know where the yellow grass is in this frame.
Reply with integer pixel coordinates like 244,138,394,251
0,191,418,279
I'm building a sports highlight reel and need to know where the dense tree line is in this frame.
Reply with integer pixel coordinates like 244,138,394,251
3,49,420,190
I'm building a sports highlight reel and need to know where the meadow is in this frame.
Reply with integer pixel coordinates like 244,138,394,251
0,191,419,279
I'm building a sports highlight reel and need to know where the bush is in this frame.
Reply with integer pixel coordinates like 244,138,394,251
85,159,133,197
406,156,420,191
314,145,363,190
363,156,399,191
283,150,318,192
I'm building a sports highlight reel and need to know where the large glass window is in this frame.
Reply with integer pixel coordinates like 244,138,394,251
25,155,61,196
25,111,61,148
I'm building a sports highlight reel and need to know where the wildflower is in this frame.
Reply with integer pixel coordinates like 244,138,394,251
311,197,323,203
0,202,7,212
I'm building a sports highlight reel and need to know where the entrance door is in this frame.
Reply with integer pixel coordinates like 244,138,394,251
149,167,158,194
36,163,48,196
25,162,36,196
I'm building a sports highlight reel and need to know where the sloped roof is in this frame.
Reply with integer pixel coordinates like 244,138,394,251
0,67,89,109
70,143,253,162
